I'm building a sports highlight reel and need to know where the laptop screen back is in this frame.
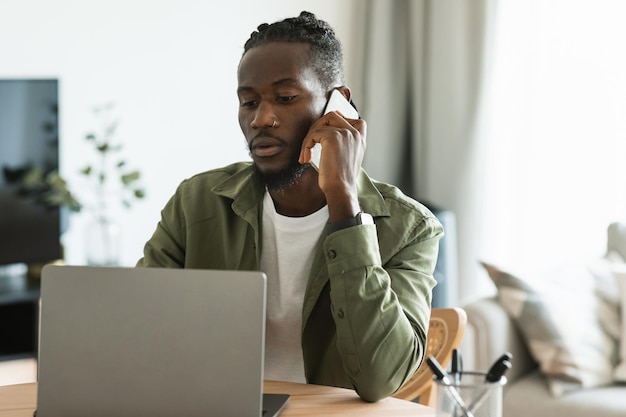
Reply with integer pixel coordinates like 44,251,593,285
37,265,267,417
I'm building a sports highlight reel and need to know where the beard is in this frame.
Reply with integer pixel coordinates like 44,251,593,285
250,147,308,192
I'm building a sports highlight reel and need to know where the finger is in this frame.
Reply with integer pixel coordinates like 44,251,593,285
299,134,321,165
349,118,366,141
325,111,363,132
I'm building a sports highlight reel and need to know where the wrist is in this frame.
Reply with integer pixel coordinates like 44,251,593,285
327,211,374,235
324,187,359,222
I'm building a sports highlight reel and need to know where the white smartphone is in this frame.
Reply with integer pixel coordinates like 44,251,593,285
310,89,360,171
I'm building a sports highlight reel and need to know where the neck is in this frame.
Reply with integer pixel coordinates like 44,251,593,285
268,171,326,217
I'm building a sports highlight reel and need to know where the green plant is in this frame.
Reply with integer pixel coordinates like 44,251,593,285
19,167,81,211
15,103,145,214
79,103,145,216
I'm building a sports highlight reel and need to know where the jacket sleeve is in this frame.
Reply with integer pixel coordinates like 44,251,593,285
136,185,187,268
323,214,442,402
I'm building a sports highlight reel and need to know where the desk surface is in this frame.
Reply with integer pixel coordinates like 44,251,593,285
0,380,434,417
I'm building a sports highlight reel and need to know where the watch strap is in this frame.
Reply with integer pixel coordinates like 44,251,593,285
326,211,373,235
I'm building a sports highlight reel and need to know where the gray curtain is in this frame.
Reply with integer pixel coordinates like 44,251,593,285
349,0,497,303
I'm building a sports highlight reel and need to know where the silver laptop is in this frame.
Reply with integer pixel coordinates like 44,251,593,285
36,265,289,417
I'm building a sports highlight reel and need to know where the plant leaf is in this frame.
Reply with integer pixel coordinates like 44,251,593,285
45,171,67,188
22,168,44,187
105,121,118,137
121,171,140,185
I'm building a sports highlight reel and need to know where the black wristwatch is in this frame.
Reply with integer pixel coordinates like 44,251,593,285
326,211,374,235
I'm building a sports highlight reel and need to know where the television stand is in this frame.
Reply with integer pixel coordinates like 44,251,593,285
0,265,41,361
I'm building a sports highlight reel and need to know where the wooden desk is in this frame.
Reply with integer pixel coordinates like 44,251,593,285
0,381,435,416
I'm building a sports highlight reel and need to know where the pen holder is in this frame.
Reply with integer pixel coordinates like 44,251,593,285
434,371,506,417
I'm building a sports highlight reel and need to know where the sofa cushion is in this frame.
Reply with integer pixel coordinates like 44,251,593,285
482,260,620,396
504,370,626,417
461,297,537,383
614,265,626,381
608,222,626,261
607,222,626,381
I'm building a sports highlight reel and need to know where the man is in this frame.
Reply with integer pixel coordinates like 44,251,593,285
137,11,443,402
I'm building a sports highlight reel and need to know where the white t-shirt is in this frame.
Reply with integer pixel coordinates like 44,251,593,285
261,191,328,383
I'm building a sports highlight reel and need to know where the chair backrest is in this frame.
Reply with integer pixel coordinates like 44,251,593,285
393,307,467,406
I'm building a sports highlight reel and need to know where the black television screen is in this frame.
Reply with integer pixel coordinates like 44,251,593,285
0,79,62,267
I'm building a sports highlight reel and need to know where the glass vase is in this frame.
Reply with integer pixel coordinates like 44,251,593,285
85,215,121,266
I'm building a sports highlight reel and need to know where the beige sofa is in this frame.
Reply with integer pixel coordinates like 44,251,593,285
460,222,626,417
462,297,625,417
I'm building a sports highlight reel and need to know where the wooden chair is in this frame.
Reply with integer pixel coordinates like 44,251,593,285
393,307,467,406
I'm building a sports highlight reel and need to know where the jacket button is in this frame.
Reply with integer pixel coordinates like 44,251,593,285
337,309,345,319
327,250,336,259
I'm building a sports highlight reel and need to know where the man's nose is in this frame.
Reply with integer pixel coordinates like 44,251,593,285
250,101,277,129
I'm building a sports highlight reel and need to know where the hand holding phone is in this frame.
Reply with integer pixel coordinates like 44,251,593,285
310,89,360,171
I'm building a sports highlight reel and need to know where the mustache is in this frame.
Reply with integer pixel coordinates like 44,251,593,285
248,131,285,149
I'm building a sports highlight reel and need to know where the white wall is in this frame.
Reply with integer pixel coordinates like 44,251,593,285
0,0,356,266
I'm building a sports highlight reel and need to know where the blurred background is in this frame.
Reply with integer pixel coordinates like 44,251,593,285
1,0,625,306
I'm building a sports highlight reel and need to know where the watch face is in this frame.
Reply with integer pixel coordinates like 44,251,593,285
357,212,374,225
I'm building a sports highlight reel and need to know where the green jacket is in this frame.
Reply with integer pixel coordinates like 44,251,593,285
137,162,443,402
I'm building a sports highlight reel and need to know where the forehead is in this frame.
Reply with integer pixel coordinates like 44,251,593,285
237,42,321,90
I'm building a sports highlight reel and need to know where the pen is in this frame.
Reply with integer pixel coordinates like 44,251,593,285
467,353,513,414
450,348,462,385
426,356,475,417
486,352,513,382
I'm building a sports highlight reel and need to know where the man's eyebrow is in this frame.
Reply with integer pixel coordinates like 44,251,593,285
271,78,301,87
237,78,303,93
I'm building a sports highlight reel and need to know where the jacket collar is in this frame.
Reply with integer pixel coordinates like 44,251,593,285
211,162,390,219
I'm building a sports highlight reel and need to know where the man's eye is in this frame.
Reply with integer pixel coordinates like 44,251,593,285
277,96,296,104
240,100,257,108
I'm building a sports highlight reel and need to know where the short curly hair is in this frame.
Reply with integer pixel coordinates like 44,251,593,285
243,11,345,90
